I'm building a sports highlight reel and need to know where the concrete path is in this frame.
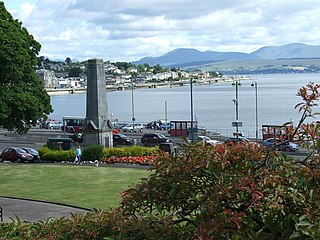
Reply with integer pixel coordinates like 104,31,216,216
0,196,90,223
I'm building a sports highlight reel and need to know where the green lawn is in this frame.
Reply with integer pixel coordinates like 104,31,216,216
0,163,150,209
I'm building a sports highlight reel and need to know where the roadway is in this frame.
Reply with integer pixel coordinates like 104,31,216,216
0,127,309,161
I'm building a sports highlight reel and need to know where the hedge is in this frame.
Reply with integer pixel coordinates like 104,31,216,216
38,145,159,163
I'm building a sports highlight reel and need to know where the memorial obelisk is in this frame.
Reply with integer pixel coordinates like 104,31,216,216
82,59,113,147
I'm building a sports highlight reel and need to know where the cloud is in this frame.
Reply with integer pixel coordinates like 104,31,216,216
5,0,320,62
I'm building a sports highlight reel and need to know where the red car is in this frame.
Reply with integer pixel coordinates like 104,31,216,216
0,147,34,163
112,128,120,134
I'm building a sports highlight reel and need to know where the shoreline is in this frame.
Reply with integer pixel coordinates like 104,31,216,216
46,76,251,96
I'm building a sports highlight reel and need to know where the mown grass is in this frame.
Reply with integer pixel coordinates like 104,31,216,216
0,163,150,209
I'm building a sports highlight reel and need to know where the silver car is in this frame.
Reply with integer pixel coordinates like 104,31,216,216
262,138,299,152
122,123,144,132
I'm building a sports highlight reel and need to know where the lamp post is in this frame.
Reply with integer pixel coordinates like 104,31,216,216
164,100,168,130
251,81,258,141
232,80,241,138
131,78,135,129
190,77,194,142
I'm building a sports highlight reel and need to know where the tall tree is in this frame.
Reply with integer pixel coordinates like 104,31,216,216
0,2,52,133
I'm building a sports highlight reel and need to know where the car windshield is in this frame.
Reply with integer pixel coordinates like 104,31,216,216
16,148,27,153
200,136,211,141
117,134,127,138
157,133,166,138
24,148,38,154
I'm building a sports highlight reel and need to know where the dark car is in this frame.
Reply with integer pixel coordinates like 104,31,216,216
0,147,34,163
145,121,156,129
224,136,251,146
113,133,133,147
21,147,41,161
141,133,172,147
262,138,299,152
159,122,173,130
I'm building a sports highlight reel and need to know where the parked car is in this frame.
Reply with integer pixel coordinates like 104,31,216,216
197,136,220,146
141,133,172,147
113,133,133,147
112,128,120,134
145,121,157,129
20,147,41,161
224,136,251,146
159,122,173,130
262,138,299,152
122,123,144,132
117,123,129,130
40,120,55,129
0,147,34,163
48,121,63,129
145,120,171,130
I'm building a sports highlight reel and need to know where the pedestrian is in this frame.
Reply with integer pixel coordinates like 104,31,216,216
75,145,82,165
77,131,83,143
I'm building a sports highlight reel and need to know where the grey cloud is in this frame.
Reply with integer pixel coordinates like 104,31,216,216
11,0,320,62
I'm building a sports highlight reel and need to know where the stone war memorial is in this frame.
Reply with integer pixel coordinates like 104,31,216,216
82,59,113,147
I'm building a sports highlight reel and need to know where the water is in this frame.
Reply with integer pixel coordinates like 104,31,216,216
49,73,320,138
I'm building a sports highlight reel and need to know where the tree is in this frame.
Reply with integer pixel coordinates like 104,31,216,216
0,2,52,133
68,66,83,77
114,61,133,70
118,83,320,239
153,64,164,74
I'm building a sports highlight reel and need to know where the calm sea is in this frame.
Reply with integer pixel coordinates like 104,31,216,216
49,73,320,138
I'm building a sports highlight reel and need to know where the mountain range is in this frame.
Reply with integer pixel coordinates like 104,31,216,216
132,43,320,68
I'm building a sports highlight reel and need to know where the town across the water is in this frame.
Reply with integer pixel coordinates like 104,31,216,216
35,59,249,94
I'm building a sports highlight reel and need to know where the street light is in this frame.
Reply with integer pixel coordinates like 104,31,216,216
190,77,194,142
232,80,241,138
164,100,168,130
251,81,258,141
131,77,135,129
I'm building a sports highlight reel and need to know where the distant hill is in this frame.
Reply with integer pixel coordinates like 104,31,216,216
132,48,260,67
132,43,320,68
250,43,320,59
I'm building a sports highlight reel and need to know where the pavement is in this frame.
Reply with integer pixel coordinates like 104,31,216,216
0,196,90,223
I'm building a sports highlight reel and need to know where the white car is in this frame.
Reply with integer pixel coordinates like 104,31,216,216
122,123,144,132
48,121,63,129
198,136,220,146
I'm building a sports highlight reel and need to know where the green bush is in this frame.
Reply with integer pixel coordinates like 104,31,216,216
38,145,159,162
39,146,75,162
103,146,159,158
81,144,104,161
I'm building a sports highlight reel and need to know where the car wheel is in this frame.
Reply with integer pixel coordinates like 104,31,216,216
0,156,3,162
140,128,143,132
130,129,133,132
284,146,291,152
16,157,22,163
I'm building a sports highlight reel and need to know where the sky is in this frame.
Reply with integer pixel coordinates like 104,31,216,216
3,0,320,62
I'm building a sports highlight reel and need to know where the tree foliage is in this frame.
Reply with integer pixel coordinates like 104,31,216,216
118,82,320,239
0,79,320,238
68,66,83,77
114,61,134,70
0,2,52,133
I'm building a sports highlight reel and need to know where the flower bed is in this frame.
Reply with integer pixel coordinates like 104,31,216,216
102,155,158,165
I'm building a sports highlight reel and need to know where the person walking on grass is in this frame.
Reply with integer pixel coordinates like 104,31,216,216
75,145,82,165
